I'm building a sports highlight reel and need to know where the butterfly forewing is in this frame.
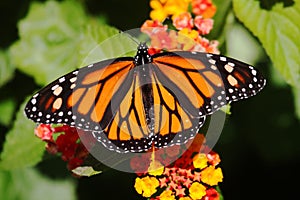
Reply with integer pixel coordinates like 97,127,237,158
25,58,135,130
25,69,77,125
152,51,266,116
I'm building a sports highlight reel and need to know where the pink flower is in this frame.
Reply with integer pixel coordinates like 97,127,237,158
150,29,178,51
34,124,91,171
194,16,214,35
34,124,53,141
141,20,167,36
173,12,194,30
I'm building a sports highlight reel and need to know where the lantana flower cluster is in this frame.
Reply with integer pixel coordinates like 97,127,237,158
133,134,223,200
142,0,219,54
34,124,93,171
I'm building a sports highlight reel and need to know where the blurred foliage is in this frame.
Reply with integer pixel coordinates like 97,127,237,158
233,0,300,118
0,100,45,170
9,0,88,85
0,98,16,126
0,0,299,200
0,49,15,88
0,168,76,200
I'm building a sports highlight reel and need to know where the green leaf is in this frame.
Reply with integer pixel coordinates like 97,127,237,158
72,166,102,177
269,63,288,88
225,15,265,64
0,168,76,200
233,0,300,88
208,0,232,41
0,49,15,88
0,99,45,170
9,0,88,86
293,87,300,119
0,99,16,126
216,186,224,200
221,104,231,115
78,19,137,67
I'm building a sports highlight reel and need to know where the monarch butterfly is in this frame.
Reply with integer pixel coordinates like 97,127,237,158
25,43,266,153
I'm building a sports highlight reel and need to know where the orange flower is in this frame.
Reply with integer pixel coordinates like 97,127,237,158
207,151,221,166
192,0,216,18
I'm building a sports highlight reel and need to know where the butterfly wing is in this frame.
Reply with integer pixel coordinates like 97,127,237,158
25,57,135,131
152,51,266,116
92,68,153,152
25,49,266,153
92,62,206,153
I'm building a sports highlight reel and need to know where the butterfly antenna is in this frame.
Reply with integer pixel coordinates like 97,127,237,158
118,30,140,46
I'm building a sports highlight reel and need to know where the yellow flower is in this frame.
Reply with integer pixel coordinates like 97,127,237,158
193,153,208,169
189,182,206,200
178,28,199,50
148,160,164,176
150,0,192,21
134,176,159,197
159,190,176,200
179,197,192,200
200,166,223,186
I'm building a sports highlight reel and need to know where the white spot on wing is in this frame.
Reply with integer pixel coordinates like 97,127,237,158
59,77,65,83
228,62,235,67
224,64,234,73
31,99,37,105
53,86,63,96
70,83,76,89
53,98,62,110
70,77,77,83
51,84,59,91
220,56,227,61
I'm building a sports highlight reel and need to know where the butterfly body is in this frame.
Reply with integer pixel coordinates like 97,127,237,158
25,43,265,153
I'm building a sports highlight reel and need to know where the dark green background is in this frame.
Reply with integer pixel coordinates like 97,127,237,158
1,0,299,199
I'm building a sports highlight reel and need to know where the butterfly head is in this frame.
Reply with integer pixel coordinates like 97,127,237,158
134,43,152,65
